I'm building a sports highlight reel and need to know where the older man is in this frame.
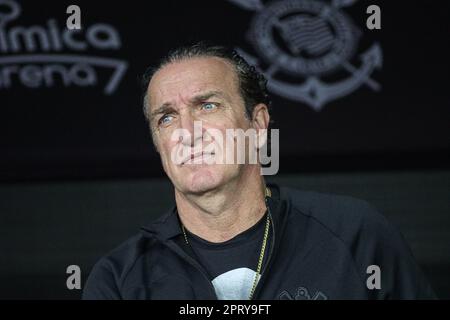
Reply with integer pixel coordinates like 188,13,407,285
83,43,435,300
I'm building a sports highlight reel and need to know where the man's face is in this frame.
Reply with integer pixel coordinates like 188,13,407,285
146,56,261,195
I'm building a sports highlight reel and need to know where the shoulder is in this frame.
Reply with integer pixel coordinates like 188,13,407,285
279,186,402,273
279,186,436,299
82,233,151,299
281,186,391,239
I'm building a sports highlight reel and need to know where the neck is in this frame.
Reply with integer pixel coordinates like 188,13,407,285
175,166,267,243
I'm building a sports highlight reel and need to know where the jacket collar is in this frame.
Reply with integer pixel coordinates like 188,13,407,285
140,206,182,241
140,183,287,242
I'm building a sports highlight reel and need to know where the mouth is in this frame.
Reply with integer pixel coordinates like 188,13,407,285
181,152,215,166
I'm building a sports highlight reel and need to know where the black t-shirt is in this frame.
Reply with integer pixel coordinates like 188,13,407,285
181,209,272,300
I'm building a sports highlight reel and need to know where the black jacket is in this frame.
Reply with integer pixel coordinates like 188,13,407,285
83,184,436,299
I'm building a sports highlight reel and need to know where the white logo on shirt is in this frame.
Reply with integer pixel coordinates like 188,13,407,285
211,267,260,300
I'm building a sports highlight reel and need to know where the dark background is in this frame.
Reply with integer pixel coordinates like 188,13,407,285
0,0,449,299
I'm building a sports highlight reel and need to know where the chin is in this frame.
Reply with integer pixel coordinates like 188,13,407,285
177,165,228,194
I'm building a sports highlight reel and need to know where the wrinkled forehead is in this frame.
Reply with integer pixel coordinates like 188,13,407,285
147,57,240,110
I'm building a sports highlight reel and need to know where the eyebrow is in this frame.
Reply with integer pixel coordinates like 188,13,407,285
149,103,174,122
149,90,228,121
189,90,228,104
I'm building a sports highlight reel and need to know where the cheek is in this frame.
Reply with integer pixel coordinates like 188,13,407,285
203,111,250,133
156,136,178,168
203,114,252,151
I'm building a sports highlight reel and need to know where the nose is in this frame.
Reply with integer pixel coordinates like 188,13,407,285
178,111,203,147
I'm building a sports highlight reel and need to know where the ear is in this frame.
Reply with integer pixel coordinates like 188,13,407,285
251,103,270,149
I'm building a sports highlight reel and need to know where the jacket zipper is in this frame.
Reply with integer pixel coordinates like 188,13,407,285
163,239,218,299
252,209,277,300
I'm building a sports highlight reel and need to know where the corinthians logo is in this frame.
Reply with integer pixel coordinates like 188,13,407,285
228,0,382,111
0,0,127,95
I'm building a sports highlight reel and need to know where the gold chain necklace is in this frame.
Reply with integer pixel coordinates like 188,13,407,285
181,187,272,300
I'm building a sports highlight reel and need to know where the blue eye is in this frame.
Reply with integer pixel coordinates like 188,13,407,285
202,102,217,111
159,114,173,125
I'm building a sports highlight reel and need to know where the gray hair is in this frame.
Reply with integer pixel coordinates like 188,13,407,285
141,42,271,124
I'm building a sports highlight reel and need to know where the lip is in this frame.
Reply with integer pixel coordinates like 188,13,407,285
181,152,215,165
